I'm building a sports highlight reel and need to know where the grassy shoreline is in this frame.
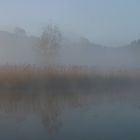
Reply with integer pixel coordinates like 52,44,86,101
0,65,139,91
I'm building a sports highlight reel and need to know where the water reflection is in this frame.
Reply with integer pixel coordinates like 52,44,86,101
0,90,90,135
0,84,140,139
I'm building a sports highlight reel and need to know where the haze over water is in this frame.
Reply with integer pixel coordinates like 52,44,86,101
0,83,140,140
0,0,140,140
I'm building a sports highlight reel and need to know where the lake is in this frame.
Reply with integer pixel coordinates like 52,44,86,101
0,83,140,140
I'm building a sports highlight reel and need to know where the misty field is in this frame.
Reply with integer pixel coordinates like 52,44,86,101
0,65,140,92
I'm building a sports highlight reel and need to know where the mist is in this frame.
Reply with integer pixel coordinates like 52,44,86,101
0,27,139,69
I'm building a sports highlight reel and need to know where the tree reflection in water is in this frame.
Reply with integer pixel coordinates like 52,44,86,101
0,90,90,135
0,82,139,136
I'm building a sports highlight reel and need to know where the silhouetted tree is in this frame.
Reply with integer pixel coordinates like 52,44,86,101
39,24,62,65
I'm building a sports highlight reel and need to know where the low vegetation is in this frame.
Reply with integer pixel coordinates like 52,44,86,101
0,65,139,91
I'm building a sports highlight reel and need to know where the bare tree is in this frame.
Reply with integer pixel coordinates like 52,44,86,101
39,24,62,65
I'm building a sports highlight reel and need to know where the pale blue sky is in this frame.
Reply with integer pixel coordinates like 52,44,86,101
0,0,140,46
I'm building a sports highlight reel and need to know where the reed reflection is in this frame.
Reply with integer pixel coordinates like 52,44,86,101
0,90,91,135
0,81,139,136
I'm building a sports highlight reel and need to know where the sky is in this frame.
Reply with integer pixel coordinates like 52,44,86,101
0,0,140,47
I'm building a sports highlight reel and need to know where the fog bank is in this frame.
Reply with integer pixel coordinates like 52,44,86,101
0,28,139,68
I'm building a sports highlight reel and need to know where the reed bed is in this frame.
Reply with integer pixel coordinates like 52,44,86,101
0,65,139,91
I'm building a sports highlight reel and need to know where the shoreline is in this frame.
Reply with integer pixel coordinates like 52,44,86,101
0,65,139,91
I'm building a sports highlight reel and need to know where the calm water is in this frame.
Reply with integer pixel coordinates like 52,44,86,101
0,85,140,140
